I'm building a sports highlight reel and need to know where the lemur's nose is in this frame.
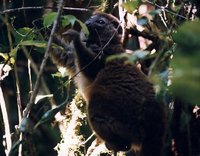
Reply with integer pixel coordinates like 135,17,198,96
85,21,91,27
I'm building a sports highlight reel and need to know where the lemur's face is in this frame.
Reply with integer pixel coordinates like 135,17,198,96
84,13,122,39
85,15,109,33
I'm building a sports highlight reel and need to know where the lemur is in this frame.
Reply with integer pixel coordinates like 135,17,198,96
46,13,166,156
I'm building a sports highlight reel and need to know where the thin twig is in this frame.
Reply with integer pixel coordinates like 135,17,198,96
0,6,91,15
23,0,65,118
28,57,33,95
81,132,95,145
143,0,188,20
148,42,167,76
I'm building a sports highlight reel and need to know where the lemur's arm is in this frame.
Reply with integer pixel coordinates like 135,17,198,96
50,36,75,70
62,30,103,79
62,30,96,67
33,19,76,74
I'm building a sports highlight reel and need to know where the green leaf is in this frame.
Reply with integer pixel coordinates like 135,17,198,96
8,141,22,156
35,94,53,104
148,9,162,17
106,53,129,62
20,40,48,47
19,40,64,51
121,1,139,13
62,19,71,28
35,33,43,41
169,0,175,6
173,21,200,51
19,117,28,132
61,15,77,28
43,12,57,27
0,47,19,65
170,21,200,104
76,19,89,37
150,70,170,101
52,72,62,78
0,51,16,65
33,34,47,53
126,50,150,64
61,15,89,37
9,47,19,60
133,50,150,59
15,27,35,43
106,50,149,64
169,70,200,104
137,17,148,26
170,49,200,104
35,47,46,53
171,22,200,104
0,53,9,62
34,99,68,129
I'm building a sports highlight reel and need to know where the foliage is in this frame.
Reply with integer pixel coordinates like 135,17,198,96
121,1,140,13
170,21,200,104
34,98,68,129
0,0,200,156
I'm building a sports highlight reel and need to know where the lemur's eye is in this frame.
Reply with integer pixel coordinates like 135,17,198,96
97,20,105,24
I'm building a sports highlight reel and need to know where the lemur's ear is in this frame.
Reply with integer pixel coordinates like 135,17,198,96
112,21,123,35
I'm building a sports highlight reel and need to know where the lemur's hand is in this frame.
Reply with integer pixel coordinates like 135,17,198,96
62,30,80,41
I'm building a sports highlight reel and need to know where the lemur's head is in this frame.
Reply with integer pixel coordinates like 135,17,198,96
82,13,123,44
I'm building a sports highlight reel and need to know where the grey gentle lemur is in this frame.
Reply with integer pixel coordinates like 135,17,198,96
49,13,167,156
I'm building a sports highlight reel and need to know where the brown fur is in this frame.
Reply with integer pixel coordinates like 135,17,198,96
50,13,167,155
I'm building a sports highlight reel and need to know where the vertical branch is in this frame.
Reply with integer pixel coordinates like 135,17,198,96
3,0,14,154
0,86,12,156
13,65,23,118
3,1,23,155
23,0,65,118
22,0,28,26
118,0,126,36
28,58,33,95
22,46,65,132
3,0,12,49
13,64,23,156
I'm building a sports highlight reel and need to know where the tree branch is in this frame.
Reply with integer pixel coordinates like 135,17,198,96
143,0,188,20
0,6,91,15
0,86,12,156
129,26,158,41
23,0,65,118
